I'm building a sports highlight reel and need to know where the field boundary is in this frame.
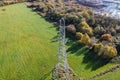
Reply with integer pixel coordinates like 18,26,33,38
90,64,120,79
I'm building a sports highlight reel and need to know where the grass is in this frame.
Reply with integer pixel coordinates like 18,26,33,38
0,3,58,80
95,69,120,80
67,43,117,79
0,3,119,80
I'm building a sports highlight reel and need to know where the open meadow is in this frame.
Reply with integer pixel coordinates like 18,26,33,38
0,3,119,80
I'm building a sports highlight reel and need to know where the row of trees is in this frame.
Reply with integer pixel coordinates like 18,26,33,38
0,0,24,6
94,43,117,58
26,0,119,59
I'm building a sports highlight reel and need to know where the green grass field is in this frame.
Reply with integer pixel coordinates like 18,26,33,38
96,69,120,80
0,4,58,80
0,3,119,80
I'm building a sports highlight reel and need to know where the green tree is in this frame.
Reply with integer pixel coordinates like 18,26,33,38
76,32,83,40
79,33,90,45
77,20,93,36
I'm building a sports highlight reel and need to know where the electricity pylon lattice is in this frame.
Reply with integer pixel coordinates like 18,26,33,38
52,18,69,80
52,18,74,80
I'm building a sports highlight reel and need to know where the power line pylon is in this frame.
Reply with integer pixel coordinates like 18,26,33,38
52,18,76,80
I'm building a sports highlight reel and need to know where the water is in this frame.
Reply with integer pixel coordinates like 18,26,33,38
101,0,120,19
77,0,120,19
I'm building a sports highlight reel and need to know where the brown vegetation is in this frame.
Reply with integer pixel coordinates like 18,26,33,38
78,33,91,45
66,24,76,34
25,0,120,59
94,43,117,58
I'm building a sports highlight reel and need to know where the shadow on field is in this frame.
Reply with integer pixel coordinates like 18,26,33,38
51,35,58,42
67,43,85,54
51,31,110,71
49,22,110,71
39,70,52,80
82,49,110,71
67,42,110,71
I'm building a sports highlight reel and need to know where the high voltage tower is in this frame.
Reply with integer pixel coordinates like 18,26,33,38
52,18,70,80
52,18,76,80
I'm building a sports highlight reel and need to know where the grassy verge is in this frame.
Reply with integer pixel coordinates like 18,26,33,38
95,69,120,80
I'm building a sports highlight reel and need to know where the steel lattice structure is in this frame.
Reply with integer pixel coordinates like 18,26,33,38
52,18,70,80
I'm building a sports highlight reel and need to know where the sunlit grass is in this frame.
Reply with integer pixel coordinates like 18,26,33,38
95,69,120,80
0,3,58,80
0,3,119,80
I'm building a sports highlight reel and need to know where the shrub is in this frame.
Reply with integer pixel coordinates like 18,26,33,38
66,24,76,34
46,1,55,10
115,25,120,33
87,9,95,25
39,5,48,13
94,43,104,55
76,32,83,40
82,10,90,20
88,9,94,16
65,13,79,25
110,28,116,36
27,0,38,2
77,20,93,36
0,1,4,6
93,43,117,58
67,8,77,13
76,12,83,19
116,44,120,55
56,0,63,7
101,34,112,42
103,45,117,58
38,1,55,13
35,2,44,11
87,16,95,25
87,38,96,49
94,26,106,35
32,2,39,7
79,33,91,45
45,12,62,21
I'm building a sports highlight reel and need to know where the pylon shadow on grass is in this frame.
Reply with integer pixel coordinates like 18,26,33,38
51,35,58,43
67,43,85,55
39,70,52,80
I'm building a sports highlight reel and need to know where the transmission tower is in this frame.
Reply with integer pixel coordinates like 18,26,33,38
52,18,71,80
